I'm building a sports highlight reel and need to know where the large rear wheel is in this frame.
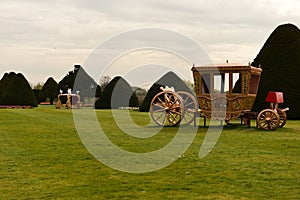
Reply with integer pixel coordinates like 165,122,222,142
276,108,287,127
177,91,198,125
150,91,184,126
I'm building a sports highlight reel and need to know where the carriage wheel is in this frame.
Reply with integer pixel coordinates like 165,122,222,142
257,109,280,130
276,108,287,127
176,91,198,125
150,91,184,126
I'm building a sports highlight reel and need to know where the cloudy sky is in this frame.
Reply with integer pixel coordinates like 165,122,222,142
0,0,299,87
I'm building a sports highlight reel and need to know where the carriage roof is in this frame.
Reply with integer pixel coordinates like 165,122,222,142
191,63,262,74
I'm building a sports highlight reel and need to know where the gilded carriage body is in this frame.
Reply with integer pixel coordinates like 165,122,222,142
192,64,262,121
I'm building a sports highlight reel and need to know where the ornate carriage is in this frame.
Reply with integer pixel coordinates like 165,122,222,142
191,63,262,121
150,63,263,126
150,63,289,129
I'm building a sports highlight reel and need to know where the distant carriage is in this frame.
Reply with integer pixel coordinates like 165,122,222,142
55,92,81,109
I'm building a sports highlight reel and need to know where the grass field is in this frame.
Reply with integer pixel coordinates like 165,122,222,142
1,105,299,199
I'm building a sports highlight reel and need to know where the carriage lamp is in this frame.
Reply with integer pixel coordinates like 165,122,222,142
265,91,284,110
265,91,284,103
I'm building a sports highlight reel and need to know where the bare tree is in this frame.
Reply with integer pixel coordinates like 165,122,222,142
99,75,111,91
133,87,147,105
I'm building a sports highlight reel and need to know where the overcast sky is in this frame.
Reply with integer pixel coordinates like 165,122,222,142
0,0,299,87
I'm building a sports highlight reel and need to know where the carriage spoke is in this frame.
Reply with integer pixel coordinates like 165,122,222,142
184,96,189,102
184,101,195,107
170,110,181,115
262,123,268,129
170,103,181,108
168,112,180,125
157,97,164,104
271,114,277,120
164,93,170,104
167,113,175,125
168,97,178,107
184,111,193,118
162,114,166,125
154,111,166,121
270,121,277,129
154,103,165,110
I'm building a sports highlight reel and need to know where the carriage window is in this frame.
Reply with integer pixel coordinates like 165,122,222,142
232,73,241,93
214,73,229,93
213,74,222,93
249,74,260,94
201,74,210,94
214,74,223,93
224,73,229,93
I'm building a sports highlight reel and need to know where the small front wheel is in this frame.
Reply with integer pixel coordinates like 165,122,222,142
257,109,280,130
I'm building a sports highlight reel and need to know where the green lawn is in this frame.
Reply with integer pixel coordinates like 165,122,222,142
1,105,299,199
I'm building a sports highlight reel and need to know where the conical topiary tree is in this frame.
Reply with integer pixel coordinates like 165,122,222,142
0,73,38,107
95,76,139,109
251,23,300,119
139,71,194,112
38,77,58,104
59,65,99,97
0,72,16,98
